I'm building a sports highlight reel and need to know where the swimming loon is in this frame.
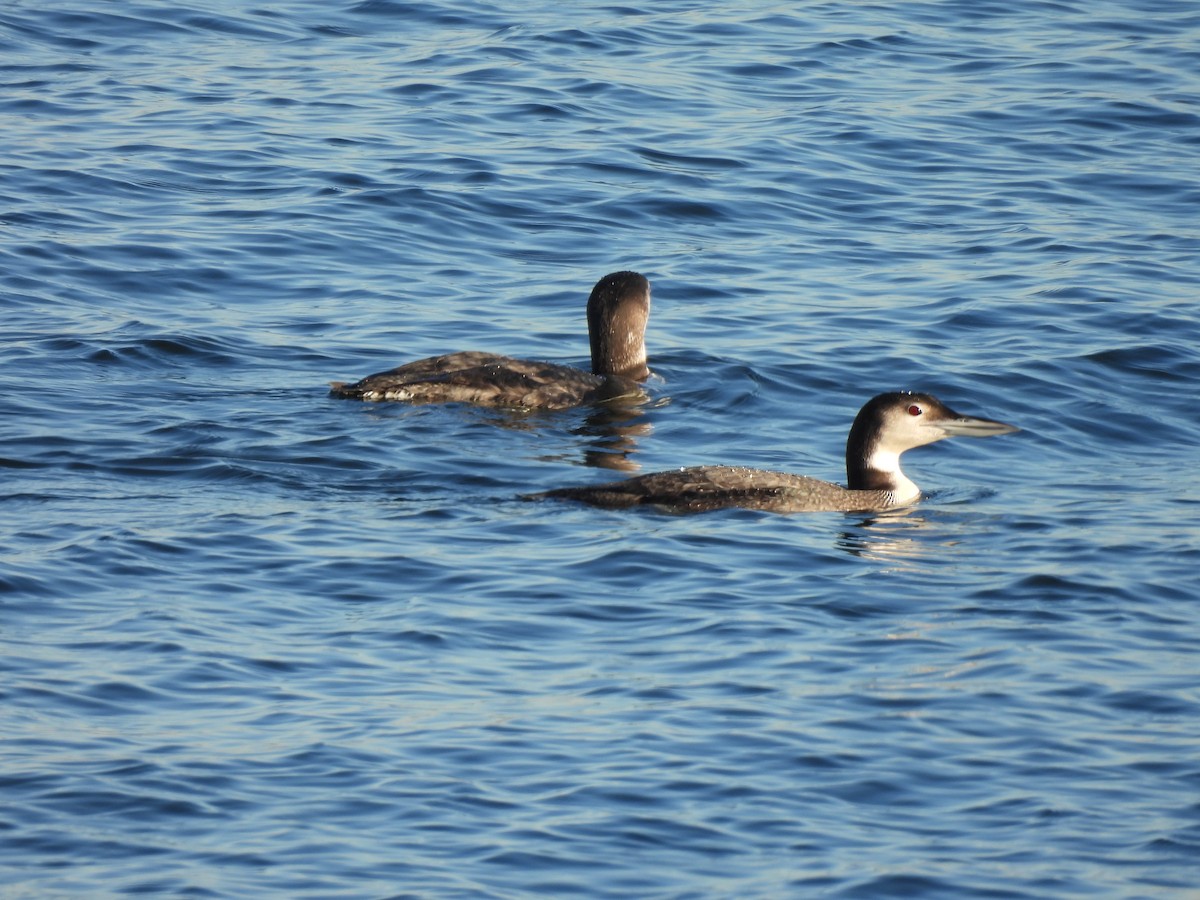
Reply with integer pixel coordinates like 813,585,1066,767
330,271,651,410
528,392,1018,513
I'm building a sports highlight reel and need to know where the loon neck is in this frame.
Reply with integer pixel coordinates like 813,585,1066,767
847,449,919,505
588,317,648,379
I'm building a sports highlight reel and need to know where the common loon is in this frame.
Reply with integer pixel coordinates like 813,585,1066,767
330,271,651,410
527,392,1018,513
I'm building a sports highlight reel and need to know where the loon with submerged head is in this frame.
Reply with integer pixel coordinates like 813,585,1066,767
330,271,651,410
528,392,1019,513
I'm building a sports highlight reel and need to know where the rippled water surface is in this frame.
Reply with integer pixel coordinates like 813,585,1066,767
3,2,1200,897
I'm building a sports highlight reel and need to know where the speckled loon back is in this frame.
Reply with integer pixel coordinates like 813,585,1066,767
530,465,896,513
330,352,601,409
329,351,644,410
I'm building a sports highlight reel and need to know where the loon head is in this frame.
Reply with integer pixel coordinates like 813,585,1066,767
845,391,1019,504
587,271,651,380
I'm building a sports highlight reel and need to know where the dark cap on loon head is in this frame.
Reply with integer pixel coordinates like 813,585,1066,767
587,271,651,380
846,391,1019,492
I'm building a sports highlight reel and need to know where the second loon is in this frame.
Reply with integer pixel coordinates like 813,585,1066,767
330,271,651,410
527,392,1019,513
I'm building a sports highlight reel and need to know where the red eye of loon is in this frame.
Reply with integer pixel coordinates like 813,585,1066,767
908,405,923,416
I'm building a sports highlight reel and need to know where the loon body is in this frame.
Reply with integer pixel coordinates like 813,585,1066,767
330,271,650,410
528,392,1018,513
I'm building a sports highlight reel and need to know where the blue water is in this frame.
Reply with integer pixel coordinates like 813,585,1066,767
3,1,1200,897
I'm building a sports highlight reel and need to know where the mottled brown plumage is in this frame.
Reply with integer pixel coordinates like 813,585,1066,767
536,465,892,513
